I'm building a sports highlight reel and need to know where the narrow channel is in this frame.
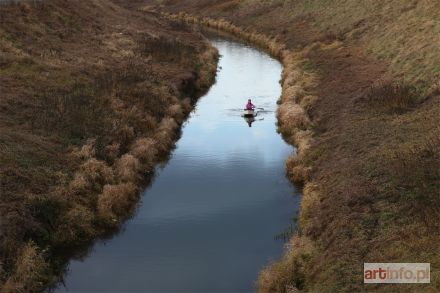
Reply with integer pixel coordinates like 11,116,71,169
57,38,301,293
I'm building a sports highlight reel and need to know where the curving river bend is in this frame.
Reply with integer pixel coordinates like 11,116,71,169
57,38,301,293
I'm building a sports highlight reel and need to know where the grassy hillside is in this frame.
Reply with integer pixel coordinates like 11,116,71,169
152,0,440,292
0,0,217,291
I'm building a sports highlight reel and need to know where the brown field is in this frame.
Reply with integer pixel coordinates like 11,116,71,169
0,0,218,291
151,0,440,292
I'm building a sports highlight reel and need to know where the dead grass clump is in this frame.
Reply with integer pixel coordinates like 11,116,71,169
286,155,311,183
112,125,136,149
197,46,219,90
2,242,51,293
53,204,96,245
114,154,141,183
366,80,421,114
293,130,313,155
71,139,96,160
278,102,311,134
299,95,318,112
167,103,185,123
69,173,91,195
129,138,158,170
258,236,315,293
81,158,114,181
97,183,139,223
71,158,113,191
283,85,305,104
181,97,192,113
153,117,179,153
104,142,120,162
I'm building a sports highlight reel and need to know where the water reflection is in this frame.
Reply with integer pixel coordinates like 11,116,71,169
56,38,301,293
245,116,255,127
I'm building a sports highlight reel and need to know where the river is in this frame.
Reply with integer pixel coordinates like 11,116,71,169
56,38,301,293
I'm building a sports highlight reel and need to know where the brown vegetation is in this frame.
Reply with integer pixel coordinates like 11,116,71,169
0,0,218,291
152,1,440,292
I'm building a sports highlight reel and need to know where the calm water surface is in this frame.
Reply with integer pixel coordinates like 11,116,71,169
57,39,301,293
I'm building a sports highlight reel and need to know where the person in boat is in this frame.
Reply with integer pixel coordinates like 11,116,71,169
245,99,256,110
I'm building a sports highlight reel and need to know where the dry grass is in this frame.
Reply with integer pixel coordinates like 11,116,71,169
0,0,218,290
239,0,440,88
388,130,440,228
1,242,51,293
114,154,141,184
97,183,139,223
366,80,422,114
258,236,315,293
129,138,158,169
53,204,96,246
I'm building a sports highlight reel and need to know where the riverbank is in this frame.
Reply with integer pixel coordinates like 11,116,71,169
0,1,218,291
148,1,440,292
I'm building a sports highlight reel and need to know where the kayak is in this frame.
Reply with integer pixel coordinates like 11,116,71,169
243,109,255,117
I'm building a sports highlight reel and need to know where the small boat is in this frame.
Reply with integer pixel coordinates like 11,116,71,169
243,109,256,117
